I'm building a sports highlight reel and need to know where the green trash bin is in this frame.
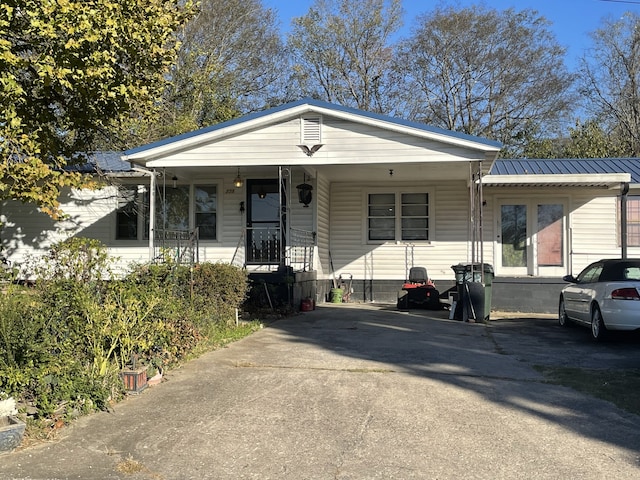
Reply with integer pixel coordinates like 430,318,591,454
451,263,494,321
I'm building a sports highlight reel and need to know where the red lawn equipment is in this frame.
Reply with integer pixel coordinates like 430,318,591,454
397,267,441,310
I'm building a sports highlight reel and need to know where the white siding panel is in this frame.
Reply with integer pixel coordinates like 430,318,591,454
155,116,485,165
2,186,118,271
329,181,473,282
316,173,331,279
570,192,621,271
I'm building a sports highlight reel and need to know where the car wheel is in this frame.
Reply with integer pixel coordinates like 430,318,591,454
591,305,607,341
558,296,570,327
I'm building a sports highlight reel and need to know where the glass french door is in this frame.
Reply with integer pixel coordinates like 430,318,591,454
497,199,566,276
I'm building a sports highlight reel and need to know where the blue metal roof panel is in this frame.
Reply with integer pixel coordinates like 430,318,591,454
124,98,502,156
65,151,132,173
491,158,640,184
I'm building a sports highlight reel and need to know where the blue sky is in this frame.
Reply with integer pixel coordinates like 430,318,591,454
262,0,639,69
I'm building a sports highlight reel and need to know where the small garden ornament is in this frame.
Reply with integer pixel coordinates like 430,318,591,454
0,394,26,454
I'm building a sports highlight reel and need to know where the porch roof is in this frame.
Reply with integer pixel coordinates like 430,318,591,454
485,158,635,188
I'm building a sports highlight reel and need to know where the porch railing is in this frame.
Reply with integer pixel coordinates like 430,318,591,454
287,228,315,272
153,228,199,265
231,227,315,271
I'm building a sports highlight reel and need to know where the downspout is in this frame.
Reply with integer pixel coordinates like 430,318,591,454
621,181,630,259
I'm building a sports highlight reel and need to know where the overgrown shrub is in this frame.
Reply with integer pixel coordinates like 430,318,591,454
21,237,112,282
0,238,251,427
191,262,248,326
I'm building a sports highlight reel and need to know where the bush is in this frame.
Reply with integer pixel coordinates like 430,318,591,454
1,238,251,427
191,262,248,326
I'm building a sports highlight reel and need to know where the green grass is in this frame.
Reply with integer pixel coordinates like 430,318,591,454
535,366,640,416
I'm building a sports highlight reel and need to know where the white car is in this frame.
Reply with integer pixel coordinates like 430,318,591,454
559,259,640,341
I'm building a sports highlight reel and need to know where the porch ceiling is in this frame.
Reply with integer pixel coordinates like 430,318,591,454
173,161,481,184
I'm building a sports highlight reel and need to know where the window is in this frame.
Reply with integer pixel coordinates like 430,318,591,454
577,264,603,283
401,193,429,241
195,185,217,240
116,186,140,240
367,191,430,242
117,183,219,241
146,186,190,239
621,196,640,247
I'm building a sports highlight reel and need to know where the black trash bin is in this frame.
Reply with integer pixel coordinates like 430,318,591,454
451,263,494,321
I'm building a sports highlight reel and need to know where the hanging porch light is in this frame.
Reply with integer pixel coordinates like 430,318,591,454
296,174,313,207
233,168,243,188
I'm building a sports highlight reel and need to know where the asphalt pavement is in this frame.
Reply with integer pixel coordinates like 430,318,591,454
2,304,640,479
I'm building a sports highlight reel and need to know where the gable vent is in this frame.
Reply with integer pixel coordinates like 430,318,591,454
301,116,322,143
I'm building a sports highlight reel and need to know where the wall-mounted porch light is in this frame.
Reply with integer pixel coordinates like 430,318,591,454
233,168,243,188
172,175,178,189
296,174,313,208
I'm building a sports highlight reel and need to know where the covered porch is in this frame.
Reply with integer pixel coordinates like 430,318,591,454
121,99,502,309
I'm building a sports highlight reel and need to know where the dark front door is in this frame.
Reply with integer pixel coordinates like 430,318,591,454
247,179,281,264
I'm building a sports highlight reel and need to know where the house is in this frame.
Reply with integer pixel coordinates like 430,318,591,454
1,99,637,313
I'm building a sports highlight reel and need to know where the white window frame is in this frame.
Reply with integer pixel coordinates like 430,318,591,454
114,180,222,243
193,183,221,242
115,184,146,242
363,188,432,244
619,195,640,247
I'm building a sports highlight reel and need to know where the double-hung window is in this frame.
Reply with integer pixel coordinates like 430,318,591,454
367,191,430,242
194,185,217,240
116,185,142,240
621,195,640,247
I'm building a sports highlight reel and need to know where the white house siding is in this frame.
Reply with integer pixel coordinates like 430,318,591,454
315,173,331,280
320,119,486,163
328,180,473,288
151,116,487,169
568,190,622,271
482,186,625,277
1,186,146,275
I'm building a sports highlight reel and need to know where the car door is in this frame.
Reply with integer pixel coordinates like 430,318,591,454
563,263,603,322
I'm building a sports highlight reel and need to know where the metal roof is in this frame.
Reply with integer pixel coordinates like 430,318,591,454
65,151,132,173
489,158,640,184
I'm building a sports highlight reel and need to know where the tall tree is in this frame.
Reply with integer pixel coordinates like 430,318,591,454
580,12,640,156
562,119,628,158
150,0,287,142
0,0,192,218
287,0,403,114
396,5,575,155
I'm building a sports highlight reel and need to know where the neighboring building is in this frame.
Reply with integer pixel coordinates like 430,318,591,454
1,99,637,313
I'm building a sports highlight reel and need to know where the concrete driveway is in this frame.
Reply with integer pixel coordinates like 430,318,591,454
2,304,640,479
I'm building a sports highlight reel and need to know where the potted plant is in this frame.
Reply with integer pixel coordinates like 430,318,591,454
0,393,26,454
120,354,148,394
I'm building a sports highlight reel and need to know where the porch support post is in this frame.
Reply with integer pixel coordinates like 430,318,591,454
478,161,484,282
149,169,156,261
621,181,630,259
469,161,484,281
279,166,291,267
